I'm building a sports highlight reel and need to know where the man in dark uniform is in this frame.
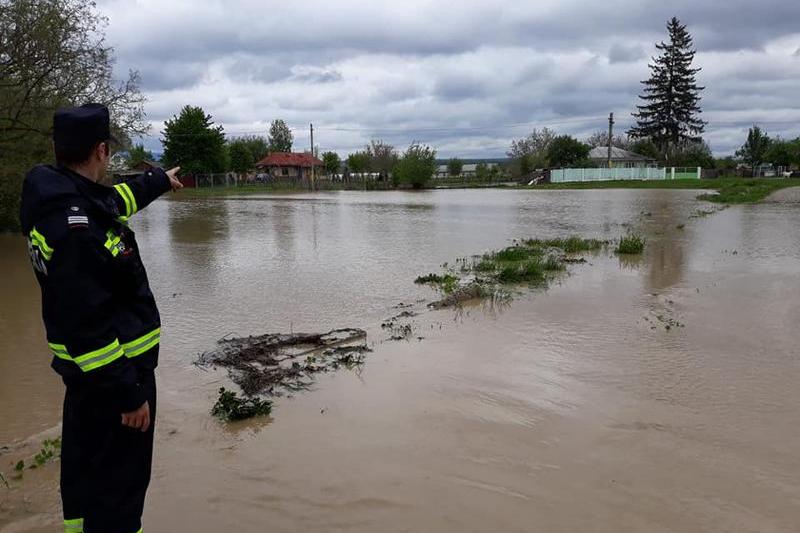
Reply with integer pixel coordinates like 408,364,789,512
20,104,182,533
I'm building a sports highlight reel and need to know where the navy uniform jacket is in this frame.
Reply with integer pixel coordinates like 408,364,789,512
20,165,171,412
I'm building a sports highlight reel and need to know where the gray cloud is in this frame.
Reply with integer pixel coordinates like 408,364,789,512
98,0,800,156
609,44,647,64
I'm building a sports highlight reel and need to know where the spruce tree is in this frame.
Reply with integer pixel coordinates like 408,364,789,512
629,17,706,158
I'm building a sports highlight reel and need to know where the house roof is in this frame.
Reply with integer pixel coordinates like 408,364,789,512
256,152,323,168
588,146,655,161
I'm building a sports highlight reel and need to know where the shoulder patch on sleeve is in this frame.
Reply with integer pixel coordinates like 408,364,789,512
67,206,89,230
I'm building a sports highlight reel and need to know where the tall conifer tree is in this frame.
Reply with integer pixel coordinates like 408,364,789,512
629,17,706,158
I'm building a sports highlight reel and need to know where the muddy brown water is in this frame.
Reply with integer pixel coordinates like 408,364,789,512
2,189,800,532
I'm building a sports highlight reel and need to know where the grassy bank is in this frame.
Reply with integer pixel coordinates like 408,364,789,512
696,178,800,204
526,177,800,204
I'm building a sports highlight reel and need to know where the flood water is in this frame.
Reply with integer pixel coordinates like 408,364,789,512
2,189,800,532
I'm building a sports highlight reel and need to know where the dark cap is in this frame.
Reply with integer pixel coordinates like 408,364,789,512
53,103,118,151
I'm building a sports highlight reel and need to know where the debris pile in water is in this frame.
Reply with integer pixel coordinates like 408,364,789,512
198,328,370,405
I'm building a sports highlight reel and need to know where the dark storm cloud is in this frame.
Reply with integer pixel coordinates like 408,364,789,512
98,0,800,156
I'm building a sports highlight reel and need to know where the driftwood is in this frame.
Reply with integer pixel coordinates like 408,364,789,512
198,328,370,396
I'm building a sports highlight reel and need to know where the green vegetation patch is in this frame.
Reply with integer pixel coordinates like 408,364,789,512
697,178,800,204
616,234,646,254
523,237,606,253
490,245,542,262
418,235,606,308
415,273,459,285
496,259,547,284
212,387,272,421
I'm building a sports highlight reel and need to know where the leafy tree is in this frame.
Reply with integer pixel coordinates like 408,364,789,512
268,119,293,153
669,140,715,168
127,144,154,168
547,136,591,167
0,0,146,231
586,131,630,150
227,140,252,174
346,151,370,174
629,138,662,161
518,154,534,177
394,143,437,189
241,135,269,163
226,136,268,173
735,126,771,170
161,105,227,174
764,138,800,168
508,128,555,175
629,17,706,156
322,151,341,175
447,158,464,177
475,162,489,180
715,157,738,172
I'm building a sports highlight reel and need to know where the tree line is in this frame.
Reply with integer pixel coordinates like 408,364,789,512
506,17,800,175
152,105,438,188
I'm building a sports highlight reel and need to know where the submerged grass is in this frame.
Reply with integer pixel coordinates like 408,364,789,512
491,245,542,262
616,234,645,254
496,259,547,284
415,273,458,285
418,235,606,308
523,236,606,253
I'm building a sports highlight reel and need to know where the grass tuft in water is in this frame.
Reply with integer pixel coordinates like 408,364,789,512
496,259,546,284
492,246,541,262
212,387,272,421
616,234,645,254
415,273,458,285
542,255,565,271
522,236,605,253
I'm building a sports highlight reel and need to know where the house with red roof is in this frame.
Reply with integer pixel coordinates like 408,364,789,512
255,152,324,180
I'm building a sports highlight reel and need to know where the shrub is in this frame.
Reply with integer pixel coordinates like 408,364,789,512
616,234,645,254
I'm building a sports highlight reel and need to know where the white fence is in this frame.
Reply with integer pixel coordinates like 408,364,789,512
550,167,701,183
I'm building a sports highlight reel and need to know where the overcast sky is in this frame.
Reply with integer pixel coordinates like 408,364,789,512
98,0,800,157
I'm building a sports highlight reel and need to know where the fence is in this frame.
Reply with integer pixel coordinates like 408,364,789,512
549,167,701,183
191,173,394,191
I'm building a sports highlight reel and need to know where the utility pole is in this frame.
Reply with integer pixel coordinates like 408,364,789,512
607,112,614,169
309,123,315,191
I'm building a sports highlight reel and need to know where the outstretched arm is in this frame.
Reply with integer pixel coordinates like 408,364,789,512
112,166,182,219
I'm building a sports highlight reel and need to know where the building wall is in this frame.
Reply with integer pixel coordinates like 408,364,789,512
268,166,313,179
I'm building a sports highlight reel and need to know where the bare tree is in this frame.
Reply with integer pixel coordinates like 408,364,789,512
365,139,399,179
585,131,631,150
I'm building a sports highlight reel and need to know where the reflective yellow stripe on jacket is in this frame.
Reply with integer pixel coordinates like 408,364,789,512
48,340,124,372
122,328,161,358
104,230,121,257
113,183,138,218
64,517,83,533
30,227,54,260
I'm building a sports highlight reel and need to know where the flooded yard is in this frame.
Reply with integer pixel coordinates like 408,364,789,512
2,189,800,532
